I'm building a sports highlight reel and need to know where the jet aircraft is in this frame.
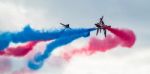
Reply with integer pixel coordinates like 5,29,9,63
95,16,111,37
60,23,71,29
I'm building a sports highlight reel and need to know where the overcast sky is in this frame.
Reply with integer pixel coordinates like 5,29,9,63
0,0,150,74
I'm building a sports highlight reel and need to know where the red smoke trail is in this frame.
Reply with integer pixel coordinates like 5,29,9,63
0,41,39,57
106,27,135,47
62,27,136,60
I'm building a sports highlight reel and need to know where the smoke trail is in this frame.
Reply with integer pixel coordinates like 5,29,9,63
0,41,38,57
0,25,96,50
28,28,95,70
106,27,135,47
62,27,136,60
0,25,60,50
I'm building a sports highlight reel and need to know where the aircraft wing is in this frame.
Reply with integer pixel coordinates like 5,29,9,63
96,28,99,35
60,23,65,26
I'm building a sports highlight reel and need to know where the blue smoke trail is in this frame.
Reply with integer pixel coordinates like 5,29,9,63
28,28,95,70
0,25,96,50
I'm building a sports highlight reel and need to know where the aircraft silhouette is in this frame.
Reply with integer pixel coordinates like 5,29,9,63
60,23,71,29
95,16,111,37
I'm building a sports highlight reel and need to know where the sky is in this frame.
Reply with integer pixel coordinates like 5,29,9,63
0,0,150,74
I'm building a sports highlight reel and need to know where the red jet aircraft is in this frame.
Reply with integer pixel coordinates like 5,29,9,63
95,16,111,37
